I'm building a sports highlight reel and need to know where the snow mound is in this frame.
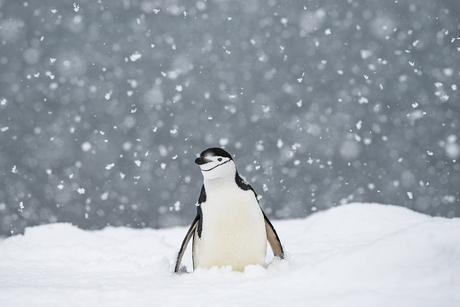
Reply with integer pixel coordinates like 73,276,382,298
1,203,459,307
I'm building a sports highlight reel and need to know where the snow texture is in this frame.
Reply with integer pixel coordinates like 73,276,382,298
1,203,459,307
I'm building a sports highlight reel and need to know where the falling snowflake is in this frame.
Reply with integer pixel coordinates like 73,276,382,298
130,52,142,62
100,192,109,200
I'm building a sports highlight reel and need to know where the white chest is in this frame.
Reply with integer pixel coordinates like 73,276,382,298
193,186,267,271
203,187,261,221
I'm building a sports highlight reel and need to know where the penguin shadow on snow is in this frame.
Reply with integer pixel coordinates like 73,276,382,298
174,148,285,274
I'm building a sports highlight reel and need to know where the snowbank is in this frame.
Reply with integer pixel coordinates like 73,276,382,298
1,203,459,307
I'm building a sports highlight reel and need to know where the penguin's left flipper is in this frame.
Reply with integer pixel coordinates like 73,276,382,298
263,212,284,259
174,214,199,273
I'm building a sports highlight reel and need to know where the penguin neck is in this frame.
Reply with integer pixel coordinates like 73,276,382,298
203,172,239,194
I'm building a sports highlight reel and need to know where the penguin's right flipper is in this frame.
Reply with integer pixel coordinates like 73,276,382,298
174,214,199,273
263,212,284,259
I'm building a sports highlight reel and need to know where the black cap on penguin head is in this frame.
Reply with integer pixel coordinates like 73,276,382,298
195,148,233,165
199,148,233,160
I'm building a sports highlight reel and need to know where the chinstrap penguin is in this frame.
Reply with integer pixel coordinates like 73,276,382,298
175,147,284,272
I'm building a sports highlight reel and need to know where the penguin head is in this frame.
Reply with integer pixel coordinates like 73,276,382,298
195,148,236,180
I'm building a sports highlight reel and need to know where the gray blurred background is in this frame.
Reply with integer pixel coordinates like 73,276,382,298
1,0,459,236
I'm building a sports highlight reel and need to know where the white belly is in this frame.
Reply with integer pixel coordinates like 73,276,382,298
193,188,267,272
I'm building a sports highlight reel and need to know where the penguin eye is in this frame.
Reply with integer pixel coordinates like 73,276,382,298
218,158,222,162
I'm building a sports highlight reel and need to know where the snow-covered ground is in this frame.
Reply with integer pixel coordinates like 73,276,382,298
1,203,459,307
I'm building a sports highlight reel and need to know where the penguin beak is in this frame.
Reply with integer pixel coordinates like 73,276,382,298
195,157,211,165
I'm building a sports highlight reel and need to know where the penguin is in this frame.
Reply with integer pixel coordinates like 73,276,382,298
174,147,284,273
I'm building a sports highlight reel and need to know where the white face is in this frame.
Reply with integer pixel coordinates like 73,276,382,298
197,156,235,180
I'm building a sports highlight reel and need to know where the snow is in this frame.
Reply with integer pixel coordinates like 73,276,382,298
1,203,459,307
